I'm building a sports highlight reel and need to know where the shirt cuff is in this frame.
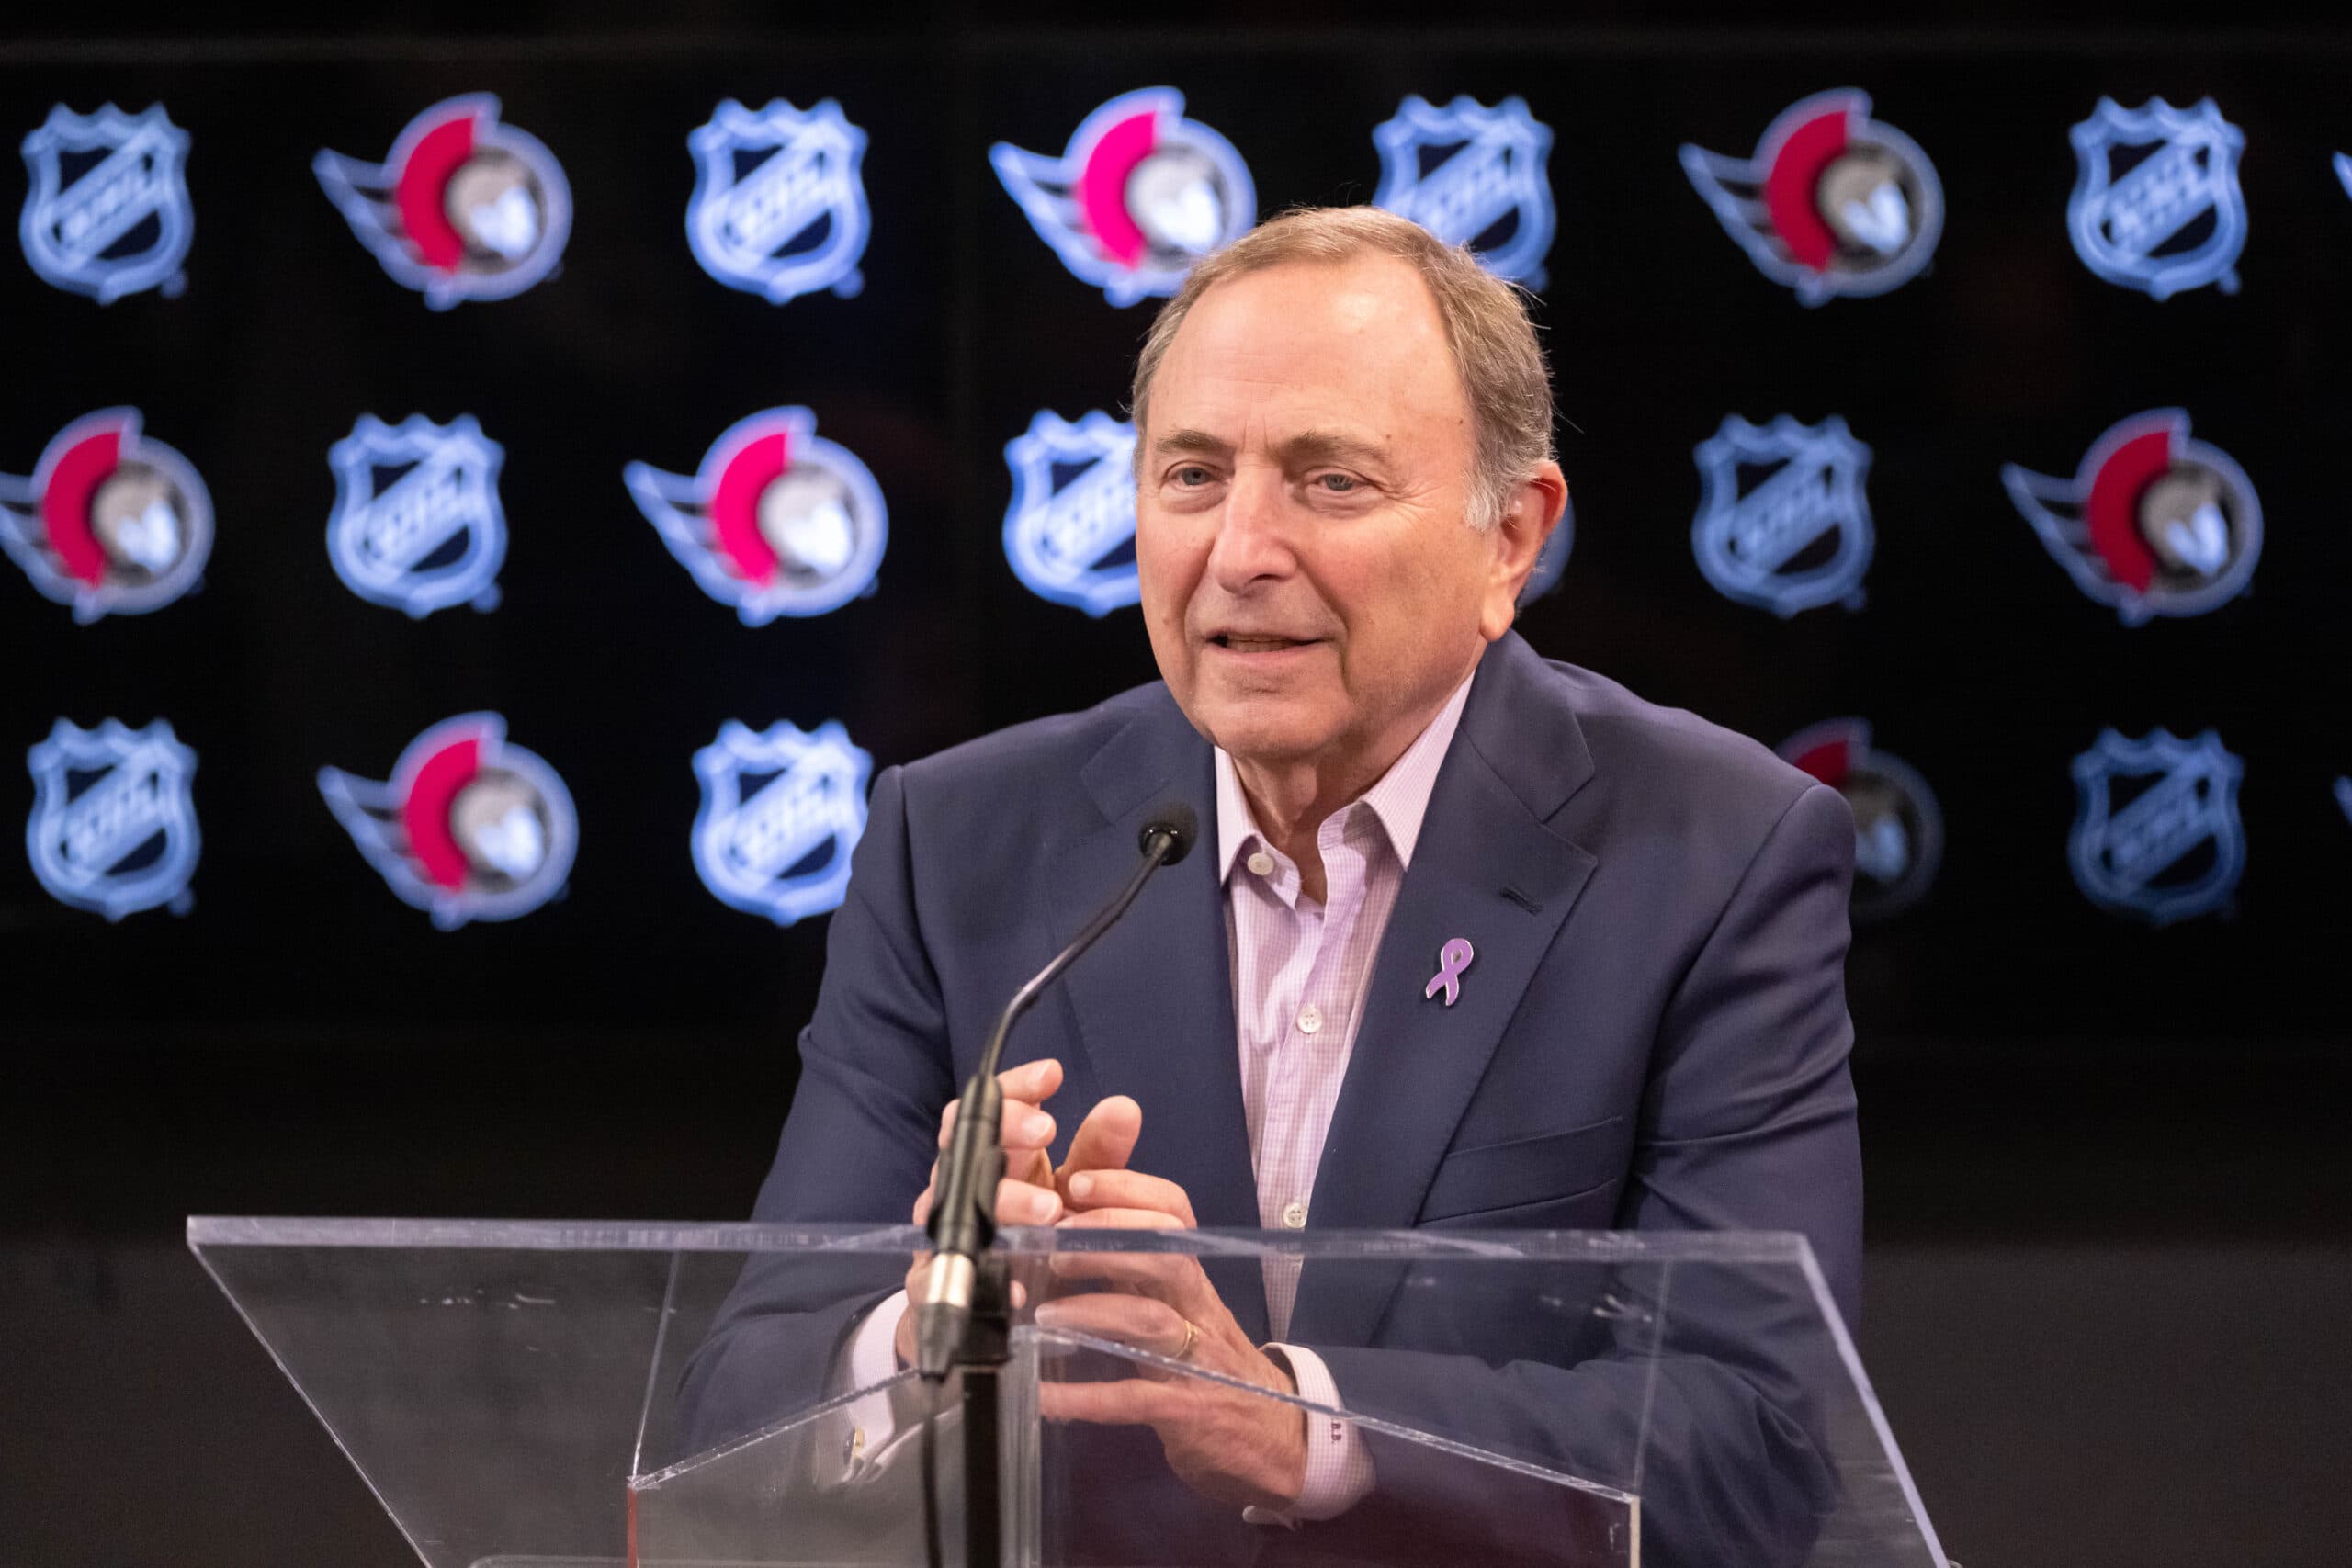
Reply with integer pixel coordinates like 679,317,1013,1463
1244,1343,1375,1526
826,1290,943,1483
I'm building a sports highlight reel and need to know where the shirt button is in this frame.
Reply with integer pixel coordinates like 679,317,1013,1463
1296,1005,1322,1035
1246,851,1274,877
1281,1201,1307,1228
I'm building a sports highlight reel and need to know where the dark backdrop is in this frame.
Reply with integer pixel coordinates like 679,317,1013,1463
2,9,2346,1567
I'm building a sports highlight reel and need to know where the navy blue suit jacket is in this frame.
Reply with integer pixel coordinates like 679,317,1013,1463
683,630,1862,1562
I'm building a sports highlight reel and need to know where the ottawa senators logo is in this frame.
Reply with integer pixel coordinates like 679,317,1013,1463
1780,719,1942,922
624,406,888,623
1680,89,1942,304
2002,410,2259,624
319,713,576,929
991,87,1254,306
314,95,571,309
0,408,211,622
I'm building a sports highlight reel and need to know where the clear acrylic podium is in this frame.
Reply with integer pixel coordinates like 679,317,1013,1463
188,1218,1946,1568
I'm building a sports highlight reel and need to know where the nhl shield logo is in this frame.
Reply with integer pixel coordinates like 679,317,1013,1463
326,414,507,617
1680,90,1942,305
1003,411,1139,616
691,719,871,926
686,98,869,305
1,408,212,624
2067,97,2245,300
19,103,192,303
1372,95,1555,288
1781,718,1942,923
625,406,888,624
319,712,576,930
2069,728,2244,926
2003,409,2259,625
991,86,1255,307
26,717,199,920
315,94,571,310
1692,414,1873,616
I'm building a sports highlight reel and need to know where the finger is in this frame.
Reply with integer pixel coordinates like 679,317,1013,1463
1038,1377,1185,1428
1057,1095,1142,1186
1033,1292,1191,1356
1054,1207,1184,1232
997,1175,1063,1227
1064,1168,1196,1225
1046,1242,1204,1303
997,1056,1064,1106
938,1097,1060,1154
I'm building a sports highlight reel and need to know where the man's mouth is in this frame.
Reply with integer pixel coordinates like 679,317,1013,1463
1210,634,1316,654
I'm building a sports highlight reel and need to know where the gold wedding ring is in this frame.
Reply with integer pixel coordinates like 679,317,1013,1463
1176,1318,1199,1361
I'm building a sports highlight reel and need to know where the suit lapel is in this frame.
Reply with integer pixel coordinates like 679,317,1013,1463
1288,634,1599,1348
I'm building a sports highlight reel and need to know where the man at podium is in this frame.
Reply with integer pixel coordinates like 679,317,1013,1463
684,206,1861,1563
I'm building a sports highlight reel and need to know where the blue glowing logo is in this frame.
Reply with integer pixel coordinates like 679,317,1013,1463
691,719,871,926
1681,90,1942,305
1691,414,1872,616
1372,95,1555,288
2336,152,2352,202
685,98,869,305
1517,498,1577,607
2002,409,2260,625
1003,411,1139,616
0,408,211,624
1780,718,1942,923
316,95,571,310
320,713,576,931
2069,728,2243,926
992,87,1254,307
26,717,198,920
19,103,191,303
2067,97,2245,299
326,414,506,618
625,407,888,625
2336,776,2352,826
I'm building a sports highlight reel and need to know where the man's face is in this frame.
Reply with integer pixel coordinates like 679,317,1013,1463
1136,254,1544,773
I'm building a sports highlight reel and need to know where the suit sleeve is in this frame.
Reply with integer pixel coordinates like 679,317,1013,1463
674,764,959,1453
1301,783,1862,1568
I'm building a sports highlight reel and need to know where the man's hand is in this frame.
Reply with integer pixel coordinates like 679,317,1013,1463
1034,1158,1310,1514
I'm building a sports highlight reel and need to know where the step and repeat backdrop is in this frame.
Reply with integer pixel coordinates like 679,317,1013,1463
5,38,2349,1047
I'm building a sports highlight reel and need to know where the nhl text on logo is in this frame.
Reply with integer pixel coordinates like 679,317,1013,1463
19,103,192,302
1780,719,1943,923
1679,89,1943,305
686,98,870,305
2003,409,2259,624
2067,97,2245,300
319,713,577,930
991,86,1255,307
1003,411,1140,616
1691,414,1874,616
1371,95,1555,289
690,719,872,926
26,717,199,921
625,406,888,624
326,414,508,617
2069,728,2244,926
0,408,212,623
315,94,572,310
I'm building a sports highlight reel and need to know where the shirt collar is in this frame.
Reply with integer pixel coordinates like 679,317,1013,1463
1213,666,1478,883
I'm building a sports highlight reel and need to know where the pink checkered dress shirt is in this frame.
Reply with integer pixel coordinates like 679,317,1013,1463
1215,670,1475,1522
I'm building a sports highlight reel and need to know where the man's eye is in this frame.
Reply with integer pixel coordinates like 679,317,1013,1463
1171,466,1215,487
1315,472,1361,493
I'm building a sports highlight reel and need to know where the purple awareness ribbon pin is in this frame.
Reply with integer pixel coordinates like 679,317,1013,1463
1424,938,1475,1007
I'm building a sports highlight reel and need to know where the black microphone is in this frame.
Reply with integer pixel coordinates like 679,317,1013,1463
914,802,1198,1381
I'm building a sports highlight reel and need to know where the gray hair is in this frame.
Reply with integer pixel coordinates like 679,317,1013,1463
1130,206,1555,530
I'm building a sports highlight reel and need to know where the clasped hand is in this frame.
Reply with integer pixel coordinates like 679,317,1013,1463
900,1057,1308,1513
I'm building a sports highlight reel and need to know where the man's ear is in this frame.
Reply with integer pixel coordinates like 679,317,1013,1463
1483,462,1570,639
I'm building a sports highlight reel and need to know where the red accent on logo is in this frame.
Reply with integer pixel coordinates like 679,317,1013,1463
2084,426,2170,595
1077,108,1158,268
401,735,482,890
708,430,791,586
1761,106,1851,274
38,424,122,587
1789,736,1856,788
393,110,478,274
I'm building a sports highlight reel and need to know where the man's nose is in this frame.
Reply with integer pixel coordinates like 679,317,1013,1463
1205,468,1296,591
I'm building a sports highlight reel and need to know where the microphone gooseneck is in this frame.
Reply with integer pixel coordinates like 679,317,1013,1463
913,801,1198,1381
